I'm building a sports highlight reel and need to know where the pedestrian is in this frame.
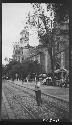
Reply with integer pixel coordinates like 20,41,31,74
35,77,42,106
26,77,28,83
21,77,24,84
15,73,18,81
35,76,36,82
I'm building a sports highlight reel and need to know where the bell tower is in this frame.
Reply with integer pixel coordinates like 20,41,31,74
20,26,29,47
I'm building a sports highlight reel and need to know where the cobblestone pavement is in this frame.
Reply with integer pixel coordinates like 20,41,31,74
1,80,69,120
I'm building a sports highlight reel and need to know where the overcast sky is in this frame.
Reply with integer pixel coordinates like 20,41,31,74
2,3,39,65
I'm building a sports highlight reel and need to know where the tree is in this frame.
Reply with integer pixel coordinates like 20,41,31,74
53,3,69,23
26,3,69,85
3,59,21,79
26,3,56,84
21,60,42,77
28,60,42,75
4,57,42,80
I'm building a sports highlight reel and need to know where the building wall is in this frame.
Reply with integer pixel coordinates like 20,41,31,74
45,51,48,73
22,48,30,60
65,48,69,70
13,44,20,61
40,47,51,74
54,21,69,71
47,51,51,74
60,22,69,70
39,52,45,73
43,49,47,73
36,54,40,63
30,47,51,74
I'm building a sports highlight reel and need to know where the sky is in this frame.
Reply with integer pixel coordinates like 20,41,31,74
2,3,39,65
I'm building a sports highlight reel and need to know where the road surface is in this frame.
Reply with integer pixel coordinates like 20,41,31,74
1,80,69,121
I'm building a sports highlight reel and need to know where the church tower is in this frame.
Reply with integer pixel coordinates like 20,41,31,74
20,26,29,47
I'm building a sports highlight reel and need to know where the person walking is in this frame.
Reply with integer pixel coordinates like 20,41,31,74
35,77,42,106
21,77,24,85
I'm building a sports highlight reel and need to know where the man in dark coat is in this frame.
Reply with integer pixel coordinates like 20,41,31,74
35,77,42,106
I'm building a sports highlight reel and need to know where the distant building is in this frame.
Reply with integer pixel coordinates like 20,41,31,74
12,42,20,61
13,26,30,62
27,45,51,74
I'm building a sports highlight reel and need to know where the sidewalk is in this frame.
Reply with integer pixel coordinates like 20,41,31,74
13,80,69,102
1,90,15,120
1,97,9,120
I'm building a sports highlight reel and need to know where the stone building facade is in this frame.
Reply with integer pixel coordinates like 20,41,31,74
60,21,69,70
13,26,30,63
27,45,51,74
54,20,69,71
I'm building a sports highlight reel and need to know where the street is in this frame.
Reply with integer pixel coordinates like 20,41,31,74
1,80,69,120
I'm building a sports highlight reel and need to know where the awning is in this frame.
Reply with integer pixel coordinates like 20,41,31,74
54,69,60,73
39,74,47,78
54,68,68,73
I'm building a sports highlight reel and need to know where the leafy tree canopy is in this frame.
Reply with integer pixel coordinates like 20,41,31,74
2,59,42,79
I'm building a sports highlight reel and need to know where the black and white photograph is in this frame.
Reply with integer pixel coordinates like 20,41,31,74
1,3,69,121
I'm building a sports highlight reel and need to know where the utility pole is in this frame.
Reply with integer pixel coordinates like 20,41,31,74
49,5,55,86
50,28,55,86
